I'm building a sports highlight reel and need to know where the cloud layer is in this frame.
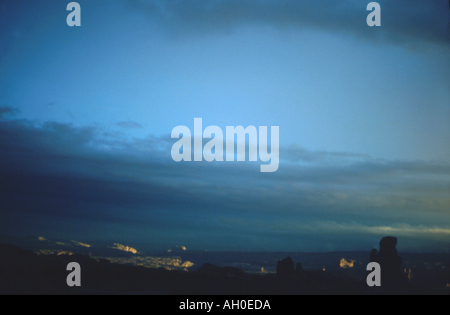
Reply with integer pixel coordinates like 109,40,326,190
1,113,449,251
128,0,450,48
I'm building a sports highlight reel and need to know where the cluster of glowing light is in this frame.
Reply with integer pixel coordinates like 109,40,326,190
111,243,138,254
340,258,356,268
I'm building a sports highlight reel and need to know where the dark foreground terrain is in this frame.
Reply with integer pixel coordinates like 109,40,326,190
0,243,447,295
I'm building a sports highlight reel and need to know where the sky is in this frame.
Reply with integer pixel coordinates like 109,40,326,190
0,0,449,252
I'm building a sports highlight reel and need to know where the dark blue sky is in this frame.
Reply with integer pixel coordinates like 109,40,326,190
0,0,449,252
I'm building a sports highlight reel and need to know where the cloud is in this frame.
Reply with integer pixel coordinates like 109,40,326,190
128,0,450,49
0,106,19,119
298,221,450,237
0,117,449,251
116,121,144,129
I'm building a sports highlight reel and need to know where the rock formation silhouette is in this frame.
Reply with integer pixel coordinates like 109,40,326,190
276,257,294,277
370,236,404,285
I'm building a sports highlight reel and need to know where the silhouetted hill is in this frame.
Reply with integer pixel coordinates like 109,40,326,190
0,243,446,295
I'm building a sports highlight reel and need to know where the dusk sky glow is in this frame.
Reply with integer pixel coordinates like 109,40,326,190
1,0,449,252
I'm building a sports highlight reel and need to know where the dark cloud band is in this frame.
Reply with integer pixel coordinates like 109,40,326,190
128,0,450,48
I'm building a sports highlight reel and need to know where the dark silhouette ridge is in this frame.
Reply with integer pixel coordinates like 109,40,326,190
0,242,446,295
194,263,246,278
